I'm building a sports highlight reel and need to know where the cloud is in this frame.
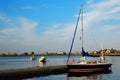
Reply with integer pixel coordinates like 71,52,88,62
43,24,74,38
84,0,120,27
86,0,94,5
0,0,120,53
20,18,38,45
0,13,11,25
0,27,19,35
0,17,41,53
20,18,37,35
104,25,120,31
39,23,75,51
39,22,86,52
0,17,38,46
73,0,120,50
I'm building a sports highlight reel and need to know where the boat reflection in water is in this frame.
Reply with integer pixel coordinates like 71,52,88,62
67,71,112,80
39,61,46,67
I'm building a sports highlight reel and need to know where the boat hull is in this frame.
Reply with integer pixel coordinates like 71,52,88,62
39,59,46,62
67,63,112,73
68,70,112,77
39,57,46,62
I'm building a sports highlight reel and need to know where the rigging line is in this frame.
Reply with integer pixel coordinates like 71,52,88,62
67,6,82,64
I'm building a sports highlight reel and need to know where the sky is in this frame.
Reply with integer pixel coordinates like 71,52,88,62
0,0,120,54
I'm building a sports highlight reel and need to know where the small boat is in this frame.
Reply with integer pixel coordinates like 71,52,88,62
39,56,46,62
30,55,35,60
67,5,112,73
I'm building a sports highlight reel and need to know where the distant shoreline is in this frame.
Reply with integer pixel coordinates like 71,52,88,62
1,48,120,57
0,53,120,57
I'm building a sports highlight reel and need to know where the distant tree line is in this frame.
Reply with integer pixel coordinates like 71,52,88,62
0,48,120,56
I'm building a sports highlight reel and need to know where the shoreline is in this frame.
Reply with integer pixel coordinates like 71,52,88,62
0,53,120,57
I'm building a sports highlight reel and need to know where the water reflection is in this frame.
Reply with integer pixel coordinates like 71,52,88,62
68,74,103,80
67,71,112,80
39,62,46,67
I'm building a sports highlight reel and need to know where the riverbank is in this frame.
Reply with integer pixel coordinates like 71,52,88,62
0,65,68,80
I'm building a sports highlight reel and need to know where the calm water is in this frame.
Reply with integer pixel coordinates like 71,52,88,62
0,56,120,80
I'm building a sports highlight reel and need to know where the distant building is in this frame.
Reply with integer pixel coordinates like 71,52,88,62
43,52,48,55
57,52,66,55
117,50,120,53
76,51,81,55
105,49,111,55
93,51,97,54
66,52,69,54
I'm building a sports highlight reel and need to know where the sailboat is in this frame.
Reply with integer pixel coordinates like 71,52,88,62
67,5,112,73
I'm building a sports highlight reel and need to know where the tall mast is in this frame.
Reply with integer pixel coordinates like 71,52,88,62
80,5,99,57
81,5,84,48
